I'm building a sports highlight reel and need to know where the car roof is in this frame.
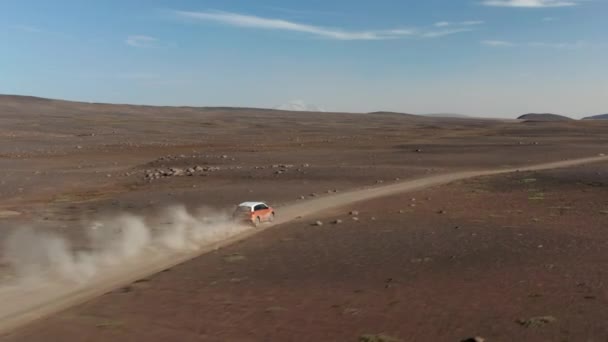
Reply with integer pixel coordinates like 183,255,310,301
238,201,267,208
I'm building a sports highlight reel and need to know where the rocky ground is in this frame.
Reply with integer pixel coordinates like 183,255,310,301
1,95,608,341
5,161,608,342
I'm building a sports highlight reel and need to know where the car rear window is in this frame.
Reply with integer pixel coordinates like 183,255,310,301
236,206,252,213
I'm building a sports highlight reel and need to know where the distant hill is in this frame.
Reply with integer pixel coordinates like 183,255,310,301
367,111,424,119
517,113,574,121
274,100,324,112
424,113,470,118
582,114,608,120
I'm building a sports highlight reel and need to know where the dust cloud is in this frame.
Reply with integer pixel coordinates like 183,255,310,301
1,205,248,286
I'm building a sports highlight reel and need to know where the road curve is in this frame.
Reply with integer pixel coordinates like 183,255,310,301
0,155,606,336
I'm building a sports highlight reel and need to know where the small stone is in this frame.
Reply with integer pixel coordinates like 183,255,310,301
352,217,359,221
350,211,359,216
398,210,405,214
414,148,423,153
359,334,402,342
223,254,246,262
438,210,446,214
516,316,556,328
332,219,343,225
265,306,287,313
460,337,485,342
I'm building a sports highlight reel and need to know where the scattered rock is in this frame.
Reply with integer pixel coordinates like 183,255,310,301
352,217,359,221
343,307,360,316
359,334,402,342
398,210,405,214
313,221,323,226
0,210,21,218
414,148,423,153
265,306,287,313
438,210,447,214
516,316,556,328
223,254,247,263
410,257,433,263
332,219,343,225
460,337,485,342
350,211,359,216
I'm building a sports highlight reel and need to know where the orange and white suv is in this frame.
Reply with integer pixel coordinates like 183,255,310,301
233,202,275,226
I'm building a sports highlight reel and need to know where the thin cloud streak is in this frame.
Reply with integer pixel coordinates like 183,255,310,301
174,10,477,40
423,28,474,38
482,40,515,47
481,0,581,7
482,39,588,49
434,20,484,27
125,35,158,47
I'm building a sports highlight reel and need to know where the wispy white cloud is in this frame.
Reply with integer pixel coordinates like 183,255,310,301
482,39,587,49
9,24,45,33
462,20,486,25
125,35,158,47
481,40,516,47
174,10,477,40
434,21,451,27
434,20,485,27
528,41,586,49
481,0,581,7
423,28,475,38
8,24,70,38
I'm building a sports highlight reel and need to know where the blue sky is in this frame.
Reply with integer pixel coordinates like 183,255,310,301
1,0,606,117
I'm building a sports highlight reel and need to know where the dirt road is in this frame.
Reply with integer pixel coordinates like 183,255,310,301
0,155,606,336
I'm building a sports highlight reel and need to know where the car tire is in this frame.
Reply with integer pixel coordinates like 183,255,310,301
268,212,275,222
255,216,261,227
